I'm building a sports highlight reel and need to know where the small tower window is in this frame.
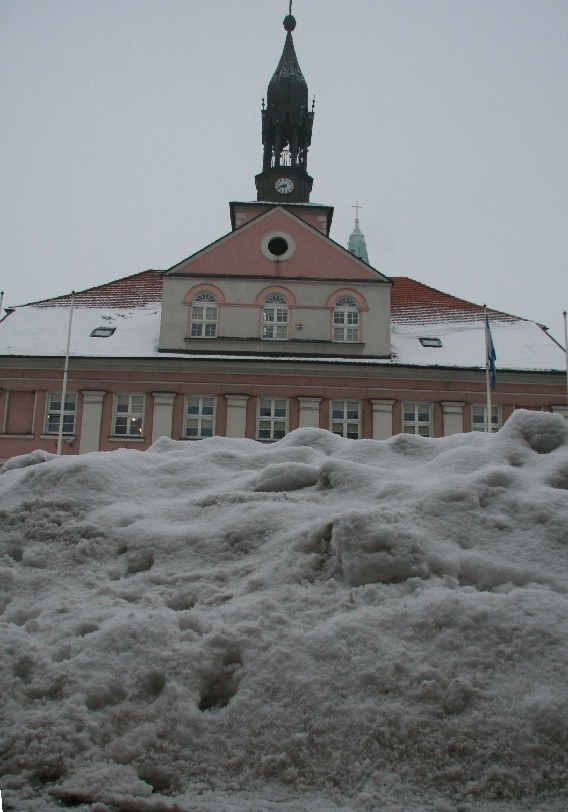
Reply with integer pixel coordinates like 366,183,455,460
262,294,288,340
333,296,359,342
190,292,217,338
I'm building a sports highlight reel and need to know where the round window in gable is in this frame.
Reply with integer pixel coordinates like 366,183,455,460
267,237,288,256
260,230,296,261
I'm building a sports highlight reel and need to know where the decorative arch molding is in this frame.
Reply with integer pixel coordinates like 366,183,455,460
254,286,297,307
183,283,226,305
325,288,368,311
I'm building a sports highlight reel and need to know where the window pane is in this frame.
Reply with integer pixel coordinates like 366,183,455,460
274,401,287,416
201,420,213,437
192,306,203,320
115,417,127,434
187,398,200,415
346,424,359,439
202,399,215,415
331,423,344,435
332,406,344,420
47,414,59,432
186,420,199,437
129,418,142,435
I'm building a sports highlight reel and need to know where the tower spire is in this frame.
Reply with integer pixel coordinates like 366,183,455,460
348,206,370,264
255,7,314,203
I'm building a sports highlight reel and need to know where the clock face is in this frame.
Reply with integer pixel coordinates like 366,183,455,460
275,177,295,195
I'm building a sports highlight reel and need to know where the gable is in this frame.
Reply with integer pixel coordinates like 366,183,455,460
165,207,391,285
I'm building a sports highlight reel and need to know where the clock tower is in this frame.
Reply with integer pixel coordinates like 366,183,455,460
255,8,314,204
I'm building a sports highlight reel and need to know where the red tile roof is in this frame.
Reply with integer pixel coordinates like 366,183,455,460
25,270,522,325
390,276,520,324
28,271,163,308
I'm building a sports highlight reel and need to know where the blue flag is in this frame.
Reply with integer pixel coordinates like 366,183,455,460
485,314,497,389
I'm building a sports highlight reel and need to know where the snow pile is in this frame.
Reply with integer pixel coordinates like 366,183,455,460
1,410,567,812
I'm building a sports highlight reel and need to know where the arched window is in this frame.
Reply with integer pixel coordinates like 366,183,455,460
262,294,288,340
333,296,359,342
190,291,217,338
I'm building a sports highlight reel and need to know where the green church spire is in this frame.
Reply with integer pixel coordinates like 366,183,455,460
348,203,369,264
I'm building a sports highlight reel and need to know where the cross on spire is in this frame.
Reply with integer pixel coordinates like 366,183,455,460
289,1,293,14
352,201,363,221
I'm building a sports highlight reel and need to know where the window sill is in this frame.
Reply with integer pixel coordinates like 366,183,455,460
107,436,146,443
0,433,36,439
40,434,76,441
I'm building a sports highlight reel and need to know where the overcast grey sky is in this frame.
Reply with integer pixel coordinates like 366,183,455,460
1,0,567,342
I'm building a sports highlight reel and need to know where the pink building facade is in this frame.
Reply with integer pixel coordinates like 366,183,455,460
1,11,566,463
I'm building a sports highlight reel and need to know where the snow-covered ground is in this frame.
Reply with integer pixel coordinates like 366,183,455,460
1,410,567,812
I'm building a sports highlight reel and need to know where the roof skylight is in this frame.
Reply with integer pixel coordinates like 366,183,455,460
419,337,442,347
91,327,116,338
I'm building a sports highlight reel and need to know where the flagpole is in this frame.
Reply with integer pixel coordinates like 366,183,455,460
562,310,568,406
484,305,492,433
57,291,75,456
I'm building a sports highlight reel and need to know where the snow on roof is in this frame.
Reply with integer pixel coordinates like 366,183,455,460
0,270,564,371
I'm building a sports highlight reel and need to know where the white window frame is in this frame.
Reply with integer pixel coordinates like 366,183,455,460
257,398,288,441
402,402,433,436
262,294,288,340
471,404,501,433
190,292,217,339
333,297,359,342
113,394,145,437
45,391,77,435
330,400,361,439
184,396,216,439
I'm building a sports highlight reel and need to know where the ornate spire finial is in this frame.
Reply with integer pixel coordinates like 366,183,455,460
284,0,296,31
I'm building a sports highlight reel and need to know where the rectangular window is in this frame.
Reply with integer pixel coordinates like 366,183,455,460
185,396,216,439
472,404,501,432
190,305,217,338
402,402,433,436
262,308,288,340
333,310,359,342
257,398,288,441
113,394,145,437
45,391,77,435
330,400,361,439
